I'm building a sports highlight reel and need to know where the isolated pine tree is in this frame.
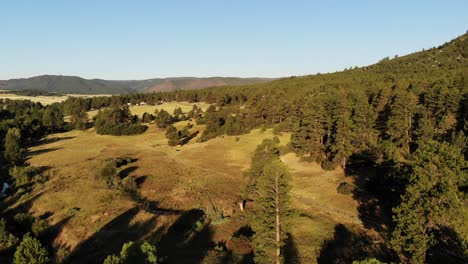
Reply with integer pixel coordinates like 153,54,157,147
251,159,291,264
165,125,180,146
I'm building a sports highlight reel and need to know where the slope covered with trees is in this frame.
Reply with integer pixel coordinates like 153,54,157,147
1,33,467,263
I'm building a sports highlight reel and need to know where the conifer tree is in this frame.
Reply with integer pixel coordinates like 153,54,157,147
390,140,468,263
154,109,173,128
251,159,291,264
386,90,417,153
4,128,23,165
42,106,64,133
165,125,180,146
13,233,49,264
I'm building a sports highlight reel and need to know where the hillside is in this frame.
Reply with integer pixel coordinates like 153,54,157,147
0,33,467,264
0,75,273,95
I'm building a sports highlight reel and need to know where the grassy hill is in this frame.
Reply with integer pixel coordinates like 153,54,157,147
0,75,273,95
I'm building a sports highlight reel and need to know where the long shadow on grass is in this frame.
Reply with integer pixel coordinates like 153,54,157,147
67,207,159,264
346,151,409,233
27,147,63,158
317,224,395,263
32,136,76,147
157,209,214,264
118,166,138,179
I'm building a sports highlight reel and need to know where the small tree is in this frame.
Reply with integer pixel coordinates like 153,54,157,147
154,109,173,128
13,233,49,264
4,128,23,165
0,218,19,251
165,125,180,146
42,106,64,132
103,240,157,264
71,109,88,130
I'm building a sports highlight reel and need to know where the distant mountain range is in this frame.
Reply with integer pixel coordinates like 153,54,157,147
0,75,274,94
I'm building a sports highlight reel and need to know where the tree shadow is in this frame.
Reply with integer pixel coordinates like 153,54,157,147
346,152,409,233
428,226,468,264
67,207,159,264
317,224,394,264
135,176,147,187
26,147,63,157
223,225,254,264
118,166,138,179
157,209,214,263
283,233,300,264
32,136,76,147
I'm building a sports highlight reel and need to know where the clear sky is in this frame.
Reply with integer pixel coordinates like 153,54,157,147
0,0,467,80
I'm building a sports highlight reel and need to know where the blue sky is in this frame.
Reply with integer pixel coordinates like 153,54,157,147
0,0,467,80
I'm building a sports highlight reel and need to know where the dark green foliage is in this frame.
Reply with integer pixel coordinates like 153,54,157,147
165,125,180,146
42,106,64,133
103,240,157,264
141,112,154,123
243,137,281,198
336,182,355,195
70,109,88,130
13,233,50,264
0,218,19,252
321,160,337,171
94,107,147,136
4,128,23,165
9,166,47,187
98,160,119,187
245,138,292,263
154,109,174,128
390,140,467,263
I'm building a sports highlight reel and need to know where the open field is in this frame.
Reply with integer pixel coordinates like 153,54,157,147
8,106,362,262
0,93,112,105
87,101,212,119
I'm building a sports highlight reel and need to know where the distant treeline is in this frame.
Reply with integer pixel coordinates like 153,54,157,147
0,89,64,97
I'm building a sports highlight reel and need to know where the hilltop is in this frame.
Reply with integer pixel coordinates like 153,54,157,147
0,75,273,95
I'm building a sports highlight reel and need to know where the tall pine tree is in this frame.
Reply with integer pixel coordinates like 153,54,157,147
251,159,291,264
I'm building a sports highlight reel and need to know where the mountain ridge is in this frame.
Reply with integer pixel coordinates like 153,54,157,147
0,75,274,94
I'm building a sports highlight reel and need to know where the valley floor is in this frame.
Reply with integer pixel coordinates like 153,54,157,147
8,104,367,263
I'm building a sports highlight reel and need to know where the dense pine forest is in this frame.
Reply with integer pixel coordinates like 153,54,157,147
1,33,467,263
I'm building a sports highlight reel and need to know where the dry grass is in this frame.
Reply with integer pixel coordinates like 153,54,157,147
13,115,360,262
87,101,211,119
0,93,112,105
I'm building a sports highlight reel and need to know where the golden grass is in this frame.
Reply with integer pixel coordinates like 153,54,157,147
0,93,112,105
86,101,211,119
16,121,359,262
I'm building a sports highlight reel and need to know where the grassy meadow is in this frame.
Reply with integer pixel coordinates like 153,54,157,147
0,93,112,105
7,102,361,263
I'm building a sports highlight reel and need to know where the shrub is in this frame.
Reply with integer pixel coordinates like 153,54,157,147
122,177,137,193
0,218,19,251
13,233,50,264
321,160,337,171
10,166,44,187
97,161,118,187
13,213,34,231
337,182,355,195
31,219,49,238
103,240,157,264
